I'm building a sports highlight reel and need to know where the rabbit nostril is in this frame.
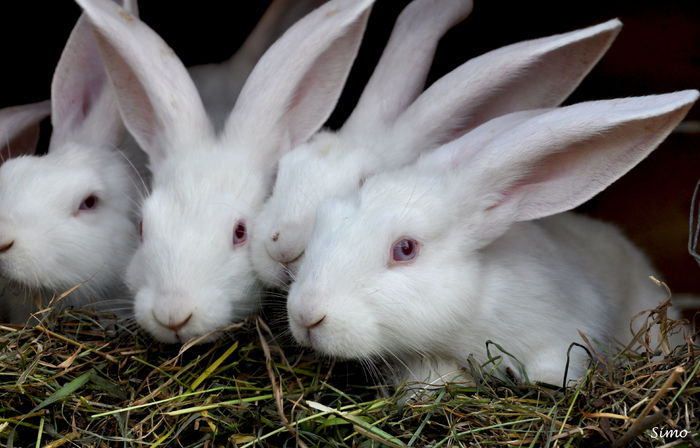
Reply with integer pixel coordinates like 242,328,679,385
271,232,280,242
307,315,326,330
0,240,14,253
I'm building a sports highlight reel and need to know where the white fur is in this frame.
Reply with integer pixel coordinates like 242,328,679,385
0,0,143,324
287,91,698,388
252,14,623,287
77,0,375,343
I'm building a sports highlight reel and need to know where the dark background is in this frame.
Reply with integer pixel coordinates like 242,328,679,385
2,1,700,295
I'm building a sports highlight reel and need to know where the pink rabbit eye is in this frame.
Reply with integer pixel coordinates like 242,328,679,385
391,238,419,264
78,194,99,211
233,221,247,247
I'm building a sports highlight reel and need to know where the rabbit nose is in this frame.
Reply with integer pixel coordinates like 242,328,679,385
0,240,14,253
306,315,326,330
297,310,326,330
303,315,326,342
153,310,193,332
265,230,305,264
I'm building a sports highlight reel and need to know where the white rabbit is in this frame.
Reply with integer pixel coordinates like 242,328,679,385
286,90,698,390
251,7,623,287
0,0,144,324
76,0,375,343
188,0,325,131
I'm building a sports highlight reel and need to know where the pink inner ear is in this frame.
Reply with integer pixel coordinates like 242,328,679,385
75,56,108,121
0,124,41,164
51,13,107,132
282,15,368,147
489,148,588,216
485,128,649,222
81,90,93,122
92,31,158,150
491,149,580,209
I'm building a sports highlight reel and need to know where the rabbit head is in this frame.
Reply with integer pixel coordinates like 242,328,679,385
251,13,623,288
77,0,375,343
287,91,698,385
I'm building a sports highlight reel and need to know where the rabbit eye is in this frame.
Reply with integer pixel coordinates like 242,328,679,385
233,221,247,247
78,194,99,211
139,220,143,241
391,238,419,264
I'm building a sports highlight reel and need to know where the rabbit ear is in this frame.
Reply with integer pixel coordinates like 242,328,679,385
391,19,623,155
233,0,326,67
188,1,327,134
427,90,699,243
0,101,51,163
341,0,473,135
49,11,125,150
223,0,374,163
76,0,213,168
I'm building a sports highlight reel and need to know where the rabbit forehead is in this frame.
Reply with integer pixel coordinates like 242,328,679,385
268,138,376,223
154,149,267,203
304,197,430,283
141,183,252,244
277,132,372,183
354,171,453,239
0,153,107,211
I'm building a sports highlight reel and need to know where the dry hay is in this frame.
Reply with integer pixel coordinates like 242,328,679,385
0,291,697,447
